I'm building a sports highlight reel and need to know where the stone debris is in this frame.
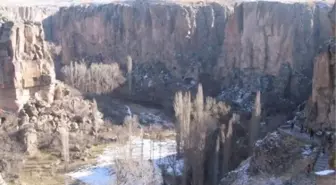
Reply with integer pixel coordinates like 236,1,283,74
14,83,104,160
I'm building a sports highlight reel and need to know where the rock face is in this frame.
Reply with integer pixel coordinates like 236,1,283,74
308,3,335,130
0,18,55,112
0,1,333,114
220,132,318,185
40,1,333,111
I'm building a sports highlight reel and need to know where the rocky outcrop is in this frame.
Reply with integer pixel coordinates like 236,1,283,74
220,131,318,185
308,3,335,130
0,18,55,112
16,83,105,159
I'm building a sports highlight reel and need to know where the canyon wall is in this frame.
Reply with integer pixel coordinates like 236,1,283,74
0,1,333,113
43,1,332,111
0,18,55,112
308,2,335,129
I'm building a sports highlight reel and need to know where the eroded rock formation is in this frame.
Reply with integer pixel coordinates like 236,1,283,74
41,1,332,112
15,83,105,159
0,1,333,114
307,2,335,130
0,18,55,112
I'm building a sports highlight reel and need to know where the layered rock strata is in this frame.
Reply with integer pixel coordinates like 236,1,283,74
0,18,55,112
0,1,334,114
44,1,332,112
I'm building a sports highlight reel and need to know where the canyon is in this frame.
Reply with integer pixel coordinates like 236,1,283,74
0,0,335,184
0,0,334,115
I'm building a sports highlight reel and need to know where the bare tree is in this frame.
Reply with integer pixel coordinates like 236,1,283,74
92,99,103,136
123,115,139,158
222,113,239,176
174,84,234,185
126,56,133,95
59,124,69,172
190,84,206,185
174,91,183,157
140,126,144,161
212,128,220,185
249,91,261,154
61,61,126,94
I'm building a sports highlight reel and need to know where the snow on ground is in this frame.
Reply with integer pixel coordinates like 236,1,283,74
69,167,115,185
97,137,177,166
67,137,181,185
315,170,335,176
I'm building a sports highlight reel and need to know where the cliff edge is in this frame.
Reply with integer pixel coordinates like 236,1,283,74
0,17,55,112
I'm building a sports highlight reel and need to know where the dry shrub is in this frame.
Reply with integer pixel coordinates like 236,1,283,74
61,61,126,94
114,159,162,185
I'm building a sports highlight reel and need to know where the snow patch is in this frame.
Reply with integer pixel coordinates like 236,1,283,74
68,167,115,185
315,170,335,176
301,145,313,156
68,137,177,185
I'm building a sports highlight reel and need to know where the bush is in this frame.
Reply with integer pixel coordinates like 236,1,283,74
61,61,126,94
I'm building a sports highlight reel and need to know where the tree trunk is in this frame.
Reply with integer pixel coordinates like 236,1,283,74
212,130,220,185
219,124,226,177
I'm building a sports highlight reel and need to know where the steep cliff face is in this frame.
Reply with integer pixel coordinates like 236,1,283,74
41,1,332,111
0,18,55,112
0,1,333,113
308,3,335,130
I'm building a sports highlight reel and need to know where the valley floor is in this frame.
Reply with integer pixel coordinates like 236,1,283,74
67,137,180,185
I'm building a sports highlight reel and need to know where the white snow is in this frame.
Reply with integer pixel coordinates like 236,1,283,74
315,170,335,176
97,137,177,166
124,105,132,116
68,167,115,185
301,145,313,156
67,137,178,185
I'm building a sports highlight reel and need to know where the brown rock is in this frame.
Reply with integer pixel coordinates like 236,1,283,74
0,20,55,112
309,3,336,130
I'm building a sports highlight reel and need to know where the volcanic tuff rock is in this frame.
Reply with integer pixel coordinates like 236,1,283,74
0,1,334,114
41,1,332,111
0,17,55,112
307,2,335,130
